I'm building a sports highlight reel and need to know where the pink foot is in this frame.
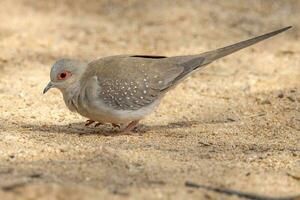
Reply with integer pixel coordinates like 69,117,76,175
121,120,140,132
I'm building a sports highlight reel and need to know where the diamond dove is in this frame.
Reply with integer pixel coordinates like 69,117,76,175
43,27,291,132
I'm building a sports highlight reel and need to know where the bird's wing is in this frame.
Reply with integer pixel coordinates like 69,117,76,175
82,55,184,110
81,26,291,111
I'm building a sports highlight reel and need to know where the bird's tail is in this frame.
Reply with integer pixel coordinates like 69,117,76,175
166,26,291,89
200,26,292,65
175,26,292,71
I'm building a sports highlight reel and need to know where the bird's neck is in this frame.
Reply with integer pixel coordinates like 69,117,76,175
61,82,81,112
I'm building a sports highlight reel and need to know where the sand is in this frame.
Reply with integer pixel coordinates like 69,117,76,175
0,0,299,199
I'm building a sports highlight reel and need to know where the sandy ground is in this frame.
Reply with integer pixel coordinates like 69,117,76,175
0,0,299,199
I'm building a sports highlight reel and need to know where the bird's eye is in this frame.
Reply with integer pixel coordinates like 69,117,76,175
60,72,66,79
57,71,71,80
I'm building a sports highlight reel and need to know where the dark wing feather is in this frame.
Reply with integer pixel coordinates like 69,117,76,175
130,55,167,59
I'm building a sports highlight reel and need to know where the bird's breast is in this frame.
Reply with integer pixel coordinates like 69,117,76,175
64,76,161,124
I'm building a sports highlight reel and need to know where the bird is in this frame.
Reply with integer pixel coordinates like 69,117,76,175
43,26,291,132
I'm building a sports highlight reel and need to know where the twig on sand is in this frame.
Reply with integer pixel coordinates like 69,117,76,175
185,181,300,200
1,180,31,192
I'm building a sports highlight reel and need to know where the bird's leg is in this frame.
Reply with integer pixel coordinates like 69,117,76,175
112,123,121,129
121,120,139,132
94,122,104,127
85,119,95,126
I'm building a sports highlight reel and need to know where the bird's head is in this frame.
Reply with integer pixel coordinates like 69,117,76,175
43,59,87,94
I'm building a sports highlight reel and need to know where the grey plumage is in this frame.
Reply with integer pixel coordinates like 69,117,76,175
43,26,291,131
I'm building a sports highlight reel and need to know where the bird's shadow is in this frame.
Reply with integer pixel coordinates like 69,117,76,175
19,118,236,137
20,121,196,136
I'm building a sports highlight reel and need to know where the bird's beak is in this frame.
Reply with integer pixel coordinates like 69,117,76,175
43,82,54,94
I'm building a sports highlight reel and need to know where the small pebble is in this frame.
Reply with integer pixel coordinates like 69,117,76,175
277,93,284,98
287,96,295,102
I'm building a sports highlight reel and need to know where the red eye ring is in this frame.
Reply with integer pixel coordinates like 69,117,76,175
57,71,71,80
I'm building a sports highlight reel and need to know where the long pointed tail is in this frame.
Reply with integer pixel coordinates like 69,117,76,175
174,26,292,71
166,26,292,89
201,26,292,65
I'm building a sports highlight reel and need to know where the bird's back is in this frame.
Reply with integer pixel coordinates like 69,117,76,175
79,26,292,114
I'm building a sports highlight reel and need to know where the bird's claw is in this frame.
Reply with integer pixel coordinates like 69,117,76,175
85,120,122,130
112,123,121,129
85,120,95,126
94,122,104,127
